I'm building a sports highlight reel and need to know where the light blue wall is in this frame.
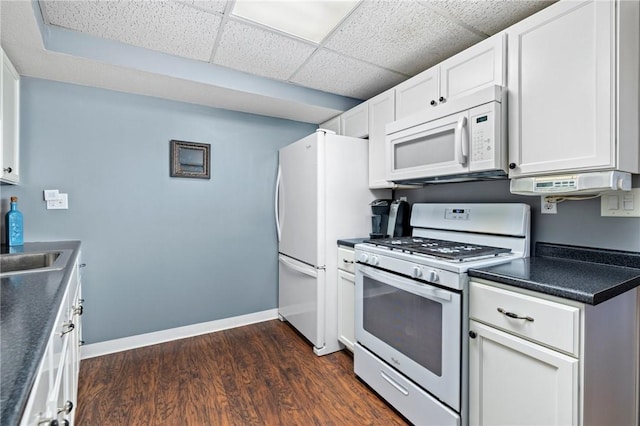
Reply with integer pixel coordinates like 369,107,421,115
398,178,640,252
3,77,316,344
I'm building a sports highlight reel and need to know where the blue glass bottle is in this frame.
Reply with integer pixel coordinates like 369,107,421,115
5,196,24,246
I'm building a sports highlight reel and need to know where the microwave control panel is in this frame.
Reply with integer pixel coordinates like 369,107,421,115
470,110,495,162
469,102,503,166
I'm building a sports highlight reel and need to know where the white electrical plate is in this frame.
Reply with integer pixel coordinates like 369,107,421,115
601,188,640,217
43,189,60,201
47,193,69,210
541,196,557,214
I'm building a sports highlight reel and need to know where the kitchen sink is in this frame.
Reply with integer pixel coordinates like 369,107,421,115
0,250,72,277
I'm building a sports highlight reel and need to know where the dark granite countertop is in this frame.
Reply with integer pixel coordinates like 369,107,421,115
469,242,640,305
337,238,369,248
1,241,81,426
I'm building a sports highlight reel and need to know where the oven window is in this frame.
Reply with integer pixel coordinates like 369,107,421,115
363,276,443,376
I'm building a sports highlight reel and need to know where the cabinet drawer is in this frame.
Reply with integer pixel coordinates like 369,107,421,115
470,281,580,356
337,246,355,273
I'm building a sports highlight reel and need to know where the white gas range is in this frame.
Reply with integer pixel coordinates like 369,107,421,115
353,203,530,426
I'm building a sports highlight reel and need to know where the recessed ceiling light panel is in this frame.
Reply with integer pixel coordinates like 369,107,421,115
231,1,360,44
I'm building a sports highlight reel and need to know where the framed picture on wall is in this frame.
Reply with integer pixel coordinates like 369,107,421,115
170,140,211,179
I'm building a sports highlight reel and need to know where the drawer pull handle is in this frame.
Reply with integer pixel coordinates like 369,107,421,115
380,371,409,396
497,307,534,322
60,322,75,336
342,258,354,264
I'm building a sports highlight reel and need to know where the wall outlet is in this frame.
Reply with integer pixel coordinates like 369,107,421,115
541,196,557,214
47,193,68,210
601,188,640,217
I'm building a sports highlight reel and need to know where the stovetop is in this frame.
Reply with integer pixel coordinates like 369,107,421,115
364,237,512,262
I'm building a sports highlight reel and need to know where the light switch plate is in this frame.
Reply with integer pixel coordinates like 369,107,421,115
47,193,68,210
601,188,640,217
43,189,60,201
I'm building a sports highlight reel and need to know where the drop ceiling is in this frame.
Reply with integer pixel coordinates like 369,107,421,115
0,0,556,123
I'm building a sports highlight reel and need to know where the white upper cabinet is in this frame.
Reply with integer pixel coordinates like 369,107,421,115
395,34,506,121
395,67,438,121
319,115,341,134
341,101,369,138
368,89,396,189
1,47,20,184
507,0,639,178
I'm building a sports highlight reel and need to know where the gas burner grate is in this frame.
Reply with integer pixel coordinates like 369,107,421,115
364,237,511,261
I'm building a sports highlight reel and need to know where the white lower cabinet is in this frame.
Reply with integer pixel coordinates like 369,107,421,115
20,258,83,426
469,279,639,426
337,246,355,351
469,320,578,426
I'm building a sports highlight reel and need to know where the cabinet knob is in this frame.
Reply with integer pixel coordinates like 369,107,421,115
508,162,517,170
430,100,437,106
439,96,445,103
3,167,12,173
469,330,477,339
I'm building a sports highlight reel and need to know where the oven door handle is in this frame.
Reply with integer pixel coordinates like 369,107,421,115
359,264,452,302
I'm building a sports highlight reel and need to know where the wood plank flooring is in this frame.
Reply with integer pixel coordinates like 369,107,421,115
76,320,409,425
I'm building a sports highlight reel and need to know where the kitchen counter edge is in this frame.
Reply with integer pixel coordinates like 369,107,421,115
469,242,640,305
1,241,82,426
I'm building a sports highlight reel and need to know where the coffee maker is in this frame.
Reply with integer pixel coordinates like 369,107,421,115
370,199,411,239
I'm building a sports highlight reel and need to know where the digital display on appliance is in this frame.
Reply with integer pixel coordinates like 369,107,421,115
452,209,465,213
476,116,488,123
536,182,554,188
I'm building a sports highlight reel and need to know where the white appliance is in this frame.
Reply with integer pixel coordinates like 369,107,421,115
276,129,382,356
386,86,507,184
354,203,530,426
510,170,632,196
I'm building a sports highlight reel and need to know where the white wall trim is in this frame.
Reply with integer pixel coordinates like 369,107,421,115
80,309,279,359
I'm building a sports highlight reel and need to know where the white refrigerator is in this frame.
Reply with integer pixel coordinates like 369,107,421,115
276,129,385,356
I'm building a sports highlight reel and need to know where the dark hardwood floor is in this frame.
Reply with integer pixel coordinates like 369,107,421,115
76,320,409,425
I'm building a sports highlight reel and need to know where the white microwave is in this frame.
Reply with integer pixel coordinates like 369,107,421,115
386,85,507,183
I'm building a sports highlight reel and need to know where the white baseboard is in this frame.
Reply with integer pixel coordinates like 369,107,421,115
81,308,279,359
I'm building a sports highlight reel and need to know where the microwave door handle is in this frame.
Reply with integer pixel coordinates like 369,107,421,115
275,165,282,242
455,116,468,166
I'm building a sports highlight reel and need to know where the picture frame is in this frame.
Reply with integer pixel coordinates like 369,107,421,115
170,140,210,179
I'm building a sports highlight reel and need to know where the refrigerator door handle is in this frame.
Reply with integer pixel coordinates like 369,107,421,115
275,165,282,242
279,255,318,278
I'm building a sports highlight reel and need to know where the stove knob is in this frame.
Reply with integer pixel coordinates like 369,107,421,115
358,253,369,263
427,270,439,282
412,267,423,278
370,255,379,266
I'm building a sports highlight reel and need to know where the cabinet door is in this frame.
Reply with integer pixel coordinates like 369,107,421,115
341,102,369,138
368,89,396,189
337,269,355,352
439,33,506,102
469,320,578,426
395,67,438,120
1,48,20,184
319,115,341,135
507,0,615,177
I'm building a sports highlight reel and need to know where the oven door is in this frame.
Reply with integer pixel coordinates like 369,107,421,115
355,264,461,411
387,110,469,182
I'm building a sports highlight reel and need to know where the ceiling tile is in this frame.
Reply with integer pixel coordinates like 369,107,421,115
41,0,221,61
324,0,483,76
291,49,406,100
213,19,317,80
180,0,227,15
428,0,557,36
